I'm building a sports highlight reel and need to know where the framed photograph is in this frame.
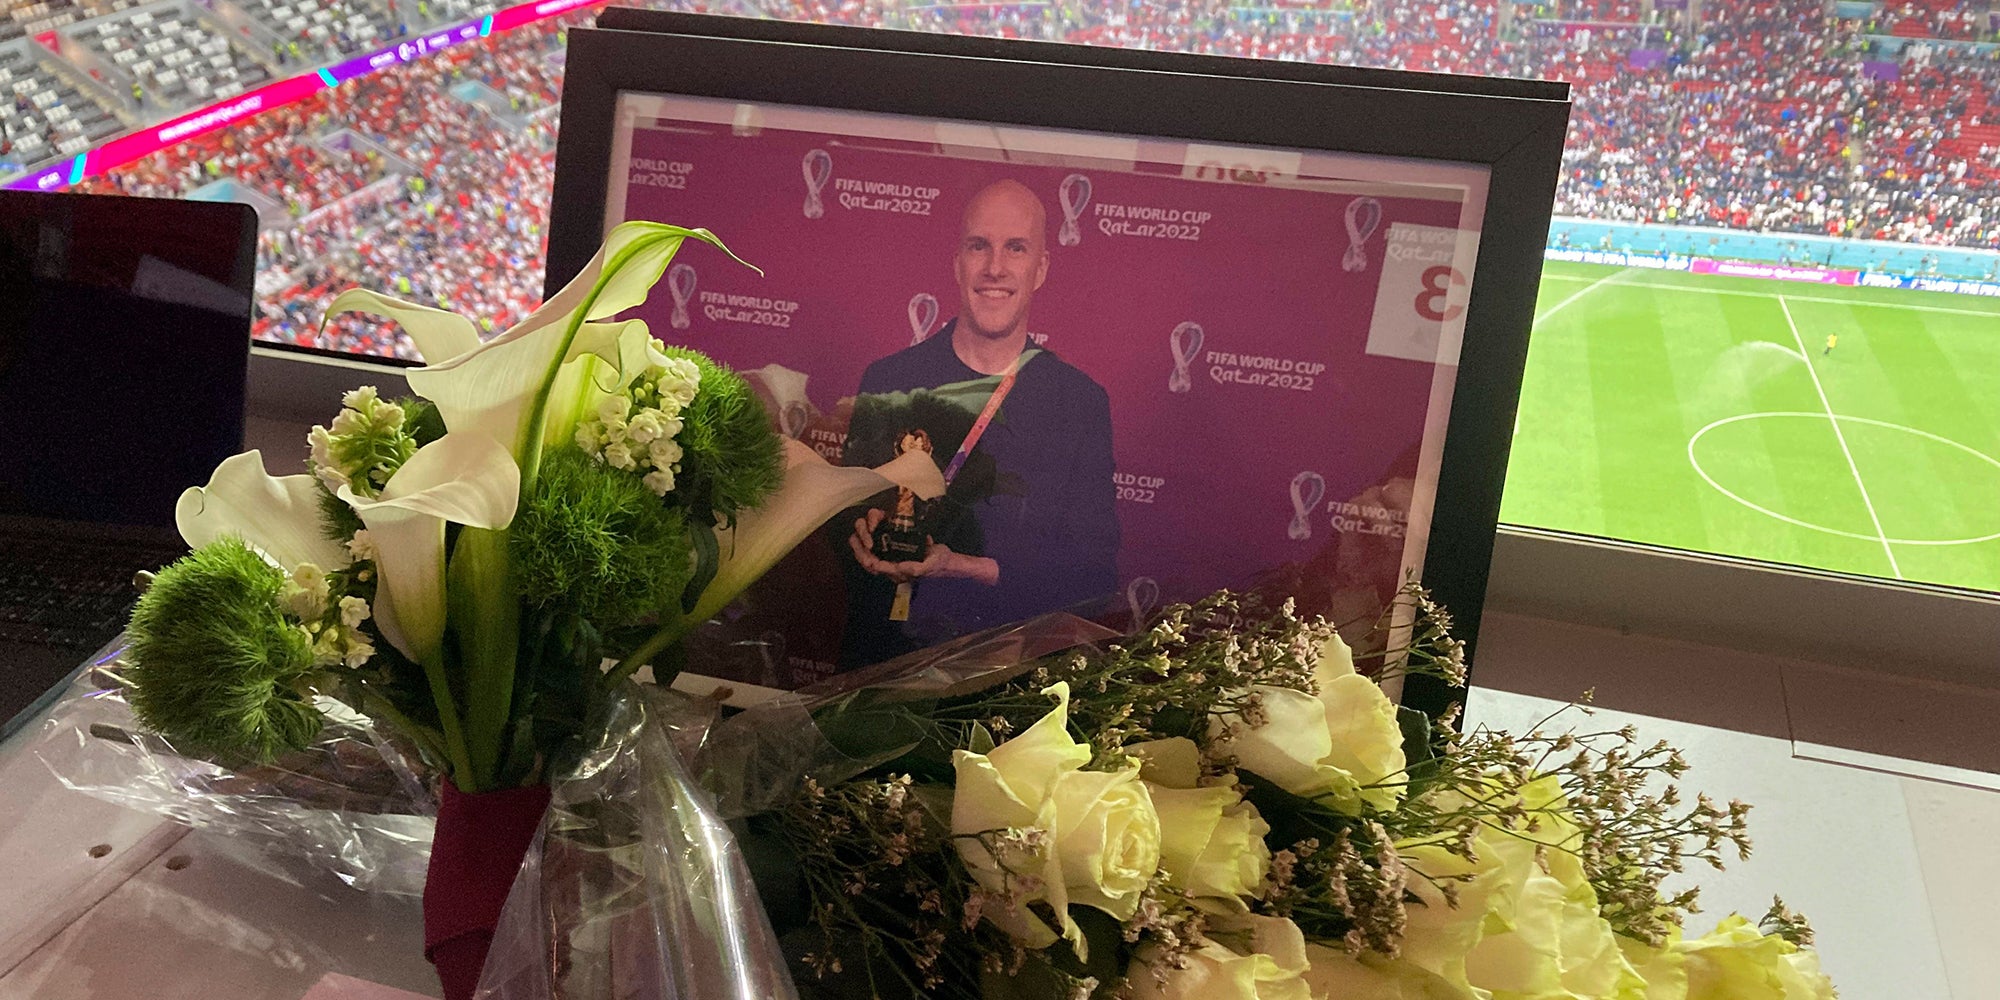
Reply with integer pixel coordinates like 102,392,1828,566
546,16,1569,713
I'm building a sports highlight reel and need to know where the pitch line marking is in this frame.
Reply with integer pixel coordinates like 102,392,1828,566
1777,295,1902,577
1533,267,1631,326
1687,412,2000,545
1538,272,2000,318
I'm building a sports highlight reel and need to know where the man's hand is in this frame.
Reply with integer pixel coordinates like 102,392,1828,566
849,509,1000,586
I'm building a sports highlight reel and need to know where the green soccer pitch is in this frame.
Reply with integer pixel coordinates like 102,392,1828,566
1499,260,2000,594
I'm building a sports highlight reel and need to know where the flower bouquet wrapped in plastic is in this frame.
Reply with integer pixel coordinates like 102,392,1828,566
105,221,941,999
470,589,1836,1000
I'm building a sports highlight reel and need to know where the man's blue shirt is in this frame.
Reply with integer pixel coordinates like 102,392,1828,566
840,321,1120,663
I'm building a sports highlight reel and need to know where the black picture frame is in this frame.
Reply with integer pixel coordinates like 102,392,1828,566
545,15,1570,716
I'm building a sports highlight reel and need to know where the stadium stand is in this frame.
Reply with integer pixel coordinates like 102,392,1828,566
234,0,398,60
0,41,125,170
10,0,2000,357
69,3,273,107
408,0,501,28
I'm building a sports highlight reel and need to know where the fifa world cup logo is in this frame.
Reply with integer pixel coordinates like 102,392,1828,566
667,263,696,330
1058,173,1092,247
780,401,810,441
1168,321,1204,394
1342,197,1382,272
1126,576,1160,627
1288,471,1326,541
907,292,939,345
801,148,833,219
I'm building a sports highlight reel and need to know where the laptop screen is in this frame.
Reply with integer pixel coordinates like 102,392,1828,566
0,191,255,529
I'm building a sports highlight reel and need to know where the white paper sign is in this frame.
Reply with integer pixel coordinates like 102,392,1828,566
1367,222,1475,366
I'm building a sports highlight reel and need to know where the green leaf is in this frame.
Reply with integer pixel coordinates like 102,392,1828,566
982,907,1120,1000
810,692,936,775
683,517,720,615
968,720,997,755
1397,705,1441,797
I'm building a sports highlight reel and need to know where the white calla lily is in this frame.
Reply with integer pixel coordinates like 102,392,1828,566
613,438,946,677
321,287,482,365
694,439,944,625
337,432,519,665
176,450,350,573
539,320,664,452
400,224,743,466
314,224,744,790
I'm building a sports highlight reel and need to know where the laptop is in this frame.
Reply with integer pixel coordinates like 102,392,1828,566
0,189,255,740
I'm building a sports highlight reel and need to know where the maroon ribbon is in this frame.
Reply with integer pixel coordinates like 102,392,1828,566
423,779,552,1000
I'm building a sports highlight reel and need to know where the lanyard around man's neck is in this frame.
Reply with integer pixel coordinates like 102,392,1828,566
940,348,1036,486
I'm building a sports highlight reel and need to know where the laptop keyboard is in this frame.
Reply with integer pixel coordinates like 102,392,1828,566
0,531,185,654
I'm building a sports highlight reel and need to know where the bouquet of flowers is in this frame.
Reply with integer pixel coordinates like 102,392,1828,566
96,218,1835,1000
112,220,942,997
711,591,1837,1000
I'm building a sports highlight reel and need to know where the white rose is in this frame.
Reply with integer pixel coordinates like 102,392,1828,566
1126,737,1202,787
1149,785,1271,906
1301,945,1470,1000
642,469,675,497
1394,777,1630,999
1210,633,1406,814
951,683,1161,958
603,441,635,471
648,438,684,470
1130,914,1312,1000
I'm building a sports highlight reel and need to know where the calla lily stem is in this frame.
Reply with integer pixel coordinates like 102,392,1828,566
606,613,692,688
418,653,478,789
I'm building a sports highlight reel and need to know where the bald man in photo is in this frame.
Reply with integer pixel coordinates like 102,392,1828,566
840,179,1120,665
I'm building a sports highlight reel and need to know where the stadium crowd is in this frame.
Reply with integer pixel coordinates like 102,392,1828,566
1866,1,1998,43
82,20,572,354
38,0,2000,358
87,103,400,219
272,37,563,352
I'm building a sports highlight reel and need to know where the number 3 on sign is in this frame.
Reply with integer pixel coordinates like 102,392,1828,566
1414,265,1468,322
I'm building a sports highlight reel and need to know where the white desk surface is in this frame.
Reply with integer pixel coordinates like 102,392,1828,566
0,684,440,1000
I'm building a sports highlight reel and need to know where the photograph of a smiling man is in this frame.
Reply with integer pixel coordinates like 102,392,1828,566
838,178,1120,665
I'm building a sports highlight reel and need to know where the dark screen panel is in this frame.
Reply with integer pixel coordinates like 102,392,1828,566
0,191,256,528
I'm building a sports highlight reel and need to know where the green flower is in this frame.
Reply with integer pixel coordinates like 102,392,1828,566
656,346,784,523
509,447,693,626
127,538,323,762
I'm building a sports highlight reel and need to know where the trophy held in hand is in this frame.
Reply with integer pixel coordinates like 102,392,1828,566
874,429,934,564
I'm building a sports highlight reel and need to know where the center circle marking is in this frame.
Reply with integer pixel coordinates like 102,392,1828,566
1687,412,2000,546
